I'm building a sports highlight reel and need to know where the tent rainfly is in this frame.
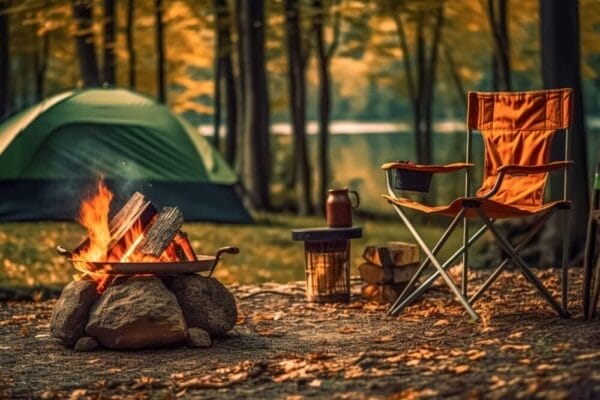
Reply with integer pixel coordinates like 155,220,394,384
0,88,252,223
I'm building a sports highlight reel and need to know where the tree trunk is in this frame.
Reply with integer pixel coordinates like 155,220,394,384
214,0,238,165
33,14,50,102
0,0,10,118
213,36,222,149
285,0,313,215
313,0,333,215
234,0,246,173
487,0,511,91
72,0,101,87
239,0,271,210
126,0,136,90
103,0,116,85
540,0,589,263
155,0,166,103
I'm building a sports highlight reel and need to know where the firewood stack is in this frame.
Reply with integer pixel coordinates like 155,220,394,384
359,242,420,304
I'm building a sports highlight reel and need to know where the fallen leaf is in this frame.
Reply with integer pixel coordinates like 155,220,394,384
433,319,449,327
373,335,395,343
500,344,530,352
337,326,356,334
452,365,470,374
576,351,600,360
467,349,486,361
308,379,322,388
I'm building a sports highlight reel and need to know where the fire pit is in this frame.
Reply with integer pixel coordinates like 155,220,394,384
50,180,240,351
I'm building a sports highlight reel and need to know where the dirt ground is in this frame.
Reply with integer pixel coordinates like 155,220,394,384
2,268,600,400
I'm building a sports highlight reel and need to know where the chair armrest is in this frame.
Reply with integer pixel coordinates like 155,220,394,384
497,161,573,175
480,161,573,199
381,162,475,173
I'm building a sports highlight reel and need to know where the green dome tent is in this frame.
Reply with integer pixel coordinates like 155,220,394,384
0,88,252,223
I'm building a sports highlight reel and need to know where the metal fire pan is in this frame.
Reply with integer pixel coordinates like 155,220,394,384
58,246,239,277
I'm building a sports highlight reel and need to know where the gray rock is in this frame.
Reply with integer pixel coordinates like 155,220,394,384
186,327,211,348
85,277,187,349
50,280,98,346
74,336,98,352
167,276,237,336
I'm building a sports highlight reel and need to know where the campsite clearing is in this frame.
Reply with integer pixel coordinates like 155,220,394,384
1,269,599,399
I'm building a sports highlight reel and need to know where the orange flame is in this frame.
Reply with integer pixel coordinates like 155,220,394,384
71,179,114,290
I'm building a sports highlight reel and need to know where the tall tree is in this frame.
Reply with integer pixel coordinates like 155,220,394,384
103,0,116,85
486,0,511,90
313,0,340,214
285,0,313,215
234,0,246,173
126,0,136,89
155,0,166,103
214,0,238,165
239,0,271,210
540,0,589,263
33,2,50,101
0,0,10,118
390,1,445,165
72,0,101,87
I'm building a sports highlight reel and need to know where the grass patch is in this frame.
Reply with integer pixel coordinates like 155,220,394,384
0,214,468,287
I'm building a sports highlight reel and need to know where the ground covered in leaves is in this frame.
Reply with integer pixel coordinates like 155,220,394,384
2,268,600,399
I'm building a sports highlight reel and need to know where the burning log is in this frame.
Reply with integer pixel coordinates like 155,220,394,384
138,207,184,257
73,191,197,263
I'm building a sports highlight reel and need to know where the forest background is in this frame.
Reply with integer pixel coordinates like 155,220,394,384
0,0,599,285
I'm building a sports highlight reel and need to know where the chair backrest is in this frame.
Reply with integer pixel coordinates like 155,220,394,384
466,89,572,206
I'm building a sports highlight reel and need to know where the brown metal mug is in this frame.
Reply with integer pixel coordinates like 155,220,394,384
326,188,360,228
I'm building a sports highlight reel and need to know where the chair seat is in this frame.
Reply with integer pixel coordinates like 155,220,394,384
382,194,571,219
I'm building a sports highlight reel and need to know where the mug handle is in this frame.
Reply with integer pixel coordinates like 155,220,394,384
349,190,360,209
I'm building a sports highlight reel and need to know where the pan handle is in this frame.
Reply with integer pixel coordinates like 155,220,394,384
56,246,72,258
207,246,239,277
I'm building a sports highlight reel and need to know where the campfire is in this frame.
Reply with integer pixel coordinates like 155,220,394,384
50,180,239,351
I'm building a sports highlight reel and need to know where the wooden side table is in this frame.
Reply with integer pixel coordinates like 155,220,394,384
292,227,362,303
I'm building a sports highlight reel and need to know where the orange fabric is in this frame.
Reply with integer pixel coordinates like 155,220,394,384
385,88,573,219
382,194,570,219
471,89,572,209
381,162,474,172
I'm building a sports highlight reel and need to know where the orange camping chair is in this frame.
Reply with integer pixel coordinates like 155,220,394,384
383,89,573,321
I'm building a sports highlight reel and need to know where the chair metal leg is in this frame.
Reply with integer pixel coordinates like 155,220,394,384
389,224,488,316
390,205,480,321
473,208,567,317
392,209,466,309
561,208,570,313
462,218,469,296
583,190,599,319
469,208,557,305
590,255,600,318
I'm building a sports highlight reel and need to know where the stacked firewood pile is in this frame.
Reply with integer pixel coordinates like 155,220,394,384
359,242,420,304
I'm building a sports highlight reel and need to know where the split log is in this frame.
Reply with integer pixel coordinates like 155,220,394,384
362,242,420,267
358,262,418,284
361,283,406,304
139,207,184,257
